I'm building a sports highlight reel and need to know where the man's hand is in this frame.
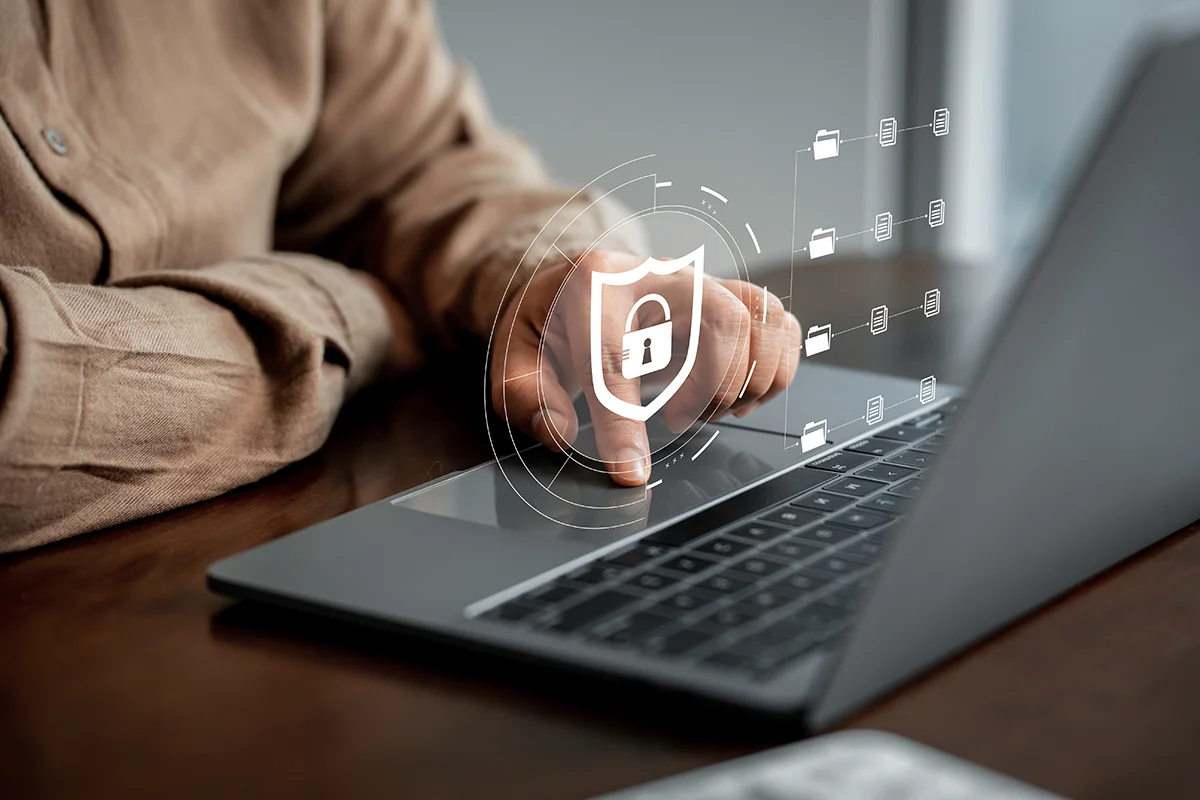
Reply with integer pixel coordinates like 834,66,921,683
491,251,802,486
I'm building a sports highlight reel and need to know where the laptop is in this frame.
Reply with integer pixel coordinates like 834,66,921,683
209,25,1200,728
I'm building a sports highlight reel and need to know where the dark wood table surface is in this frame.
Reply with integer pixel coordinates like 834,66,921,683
3,258,1198,800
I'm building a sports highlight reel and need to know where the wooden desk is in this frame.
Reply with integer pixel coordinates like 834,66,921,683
3,259,1198,800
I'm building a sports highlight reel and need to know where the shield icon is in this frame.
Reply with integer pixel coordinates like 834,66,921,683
590,245,705,422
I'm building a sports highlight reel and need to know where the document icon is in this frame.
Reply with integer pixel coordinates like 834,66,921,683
928,198,945,227
924,288,941,317
805,324,831,356
813,129,840,160
874,212,893,242
870,305,888,335
809,228,836,259
801,420,828,453
920,375,936,404
866,395,884,426
933,108,950,137
879,117,897,147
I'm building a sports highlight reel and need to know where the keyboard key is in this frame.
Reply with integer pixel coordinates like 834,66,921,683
655,589,720,615
758,506,821,528
825,476,887,498
887,478,925,499
725,520,790,544
910,411,945,429
859,494,912,515
694,572,752,595
692,535,755,559
806,554,863,577
805,451,876,474
873,424,926,443
647,627,717,657
915,435,946,453
622,569,687,594
792,525,857,546
524,582,582,604
563,564,624,585
699,604,762,630
658,553,719,575
740,587,792,610
601,543,672,567
845,437,905,457
643,519,713,547
761,537,824,561
855,462,918,483
829,509,892,530
483,601,542,623
786,600,846,629
591,610,673,645
790,491,855,513
841,536,886,561
728,556,791,579
771,569,833,597
887,449,936,469
539,591,639,633
730,624,799,654
817,586,859,610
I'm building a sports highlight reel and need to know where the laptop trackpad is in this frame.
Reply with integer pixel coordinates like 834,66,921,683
391,422,803,550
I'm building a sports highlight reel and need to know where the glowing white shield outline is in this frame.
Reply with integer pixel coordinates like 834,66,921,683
590,245,705,422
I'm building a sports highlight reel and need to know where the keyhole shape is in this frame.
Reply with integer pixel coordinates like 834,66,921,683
642,337,653,365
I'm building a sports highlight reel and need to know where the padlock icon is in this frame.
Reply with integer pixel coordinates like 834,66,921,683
621,293,672,380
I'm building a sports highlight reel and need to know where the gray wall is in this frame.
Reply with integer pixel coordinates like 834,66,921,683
437,1,886,273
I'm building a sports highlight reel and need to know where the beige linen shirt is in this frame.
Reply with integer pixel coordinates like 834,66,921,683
0,0,633,552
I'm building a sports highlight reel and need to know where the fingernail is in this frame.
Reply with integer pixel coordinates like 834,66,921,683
615,448,649,483
533,409,570,448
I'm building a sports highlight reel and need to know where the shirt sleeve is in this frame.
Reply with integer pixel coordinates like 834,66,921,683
274,0,646,354
0,254,395,553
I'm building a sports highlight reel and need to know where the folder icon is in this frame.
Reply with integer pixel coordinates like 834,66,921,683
805,324,831,356
801,420,828,453
813,129,840,160
809,227,836,259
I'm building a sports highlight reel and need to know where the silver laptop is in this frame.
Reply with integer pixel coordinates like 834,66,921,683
209,26,1200,728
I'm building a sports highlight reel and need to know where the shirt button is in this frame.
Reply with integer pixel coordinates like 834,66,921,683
43,128,70,155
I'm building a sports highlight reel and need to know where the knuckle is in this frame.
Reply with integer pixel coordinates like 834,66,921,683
583,344,627,379
704,289,751,338
763,292,787,327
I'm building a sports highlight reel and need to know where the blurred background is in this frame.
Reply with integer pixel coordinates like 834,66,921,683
439,0,1199,376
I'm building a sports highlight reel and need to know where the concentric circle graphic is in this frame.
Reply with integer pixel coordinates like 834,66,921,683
484,154,768,532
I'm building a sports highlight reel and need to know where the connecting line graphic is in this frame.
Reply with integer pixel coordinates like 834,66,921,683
833,322,869,337
897,213,929,226
546,456,570,489
836,228,872,242
828,416,865,434
900,123,933,132
891,304,924,318
885,395,919,411
551,243,578,266
839,133,879,144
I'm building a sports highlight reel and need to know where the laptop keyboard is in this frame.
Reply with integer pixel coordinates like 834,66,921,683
478,403,959,682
